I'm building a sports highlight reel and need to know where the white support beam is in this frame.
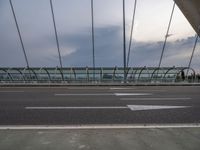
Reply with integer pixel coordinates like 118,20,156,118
174,0,200,35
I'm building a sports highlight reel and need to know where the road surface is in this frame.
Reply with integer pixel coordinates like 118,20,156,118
0,86,200,125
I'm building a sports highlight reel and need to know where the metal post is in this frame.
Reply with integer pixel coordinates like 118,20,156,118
123,0,127,82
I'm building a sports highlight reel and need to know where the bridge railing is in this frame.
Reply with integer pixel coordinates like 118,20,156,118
0,67,198,84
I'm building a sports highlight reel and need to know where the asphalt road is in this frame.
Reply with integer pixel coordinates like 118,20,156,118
0,86,200,125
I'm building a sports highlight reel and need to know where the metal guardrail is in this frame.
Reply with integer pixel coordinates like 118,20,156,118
0,67,198,84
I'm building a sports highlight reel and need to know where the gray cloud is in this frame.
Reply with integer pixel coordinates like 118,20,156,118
0,23,199,71
58,26,123,67
0,0,199,72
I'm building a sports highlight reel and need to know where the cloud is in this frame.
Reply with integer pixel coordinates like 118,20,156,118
57,26,124,67
128,36,200,70
0,23,199,73
0,0,199,72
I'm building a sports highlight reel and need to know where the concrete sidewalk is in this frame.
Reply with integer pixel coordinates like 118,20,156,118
0,128,199,150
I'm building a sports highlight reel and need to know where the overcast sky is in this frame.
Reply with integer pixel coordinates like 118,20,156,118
0,0,199,71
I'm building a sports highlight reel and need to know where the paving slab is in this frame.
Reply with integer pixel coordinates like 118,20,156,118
0,128,199,150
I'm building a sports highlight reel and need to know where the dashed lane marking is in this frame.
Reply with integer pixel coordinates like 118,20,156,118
109,88,136,90
55,93,152,96
115,93,152,96
121,98,191,101
55,93,114,96
0,91,24,93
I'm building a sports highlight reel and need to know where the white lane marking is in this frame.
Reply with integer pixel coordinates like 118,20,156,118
55,93,114,96
121,98,191,101
109,87,165,92
25,106,128,110
68,87,110,90
0,91,24,93
131,90,166,92
115,93,152,96
55,93,152,96
127,105,191,111
0,124,200,130
110,88,135,90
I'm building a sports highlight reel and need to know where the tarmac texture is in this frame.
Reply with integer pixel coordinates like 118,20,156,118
0,86,200,125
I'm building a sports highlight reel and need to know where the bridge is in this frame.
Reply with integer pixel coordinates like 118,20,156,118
0,0,199,85
0,1,200,150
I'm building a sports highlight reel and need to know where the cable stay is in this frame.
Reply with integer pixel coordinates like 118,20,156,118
158,2,176,69
122,0,127,81
187,33,199,76
49,0,64,80
127,0,137,68
91,0,95,81
9,0,30,68
155,2,175,80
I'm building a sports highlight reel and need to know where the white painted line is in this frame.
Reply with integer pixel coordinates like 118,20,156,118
55,93,114,96
110,88,135,90
127,105,191,111
68,87,110,90
121,98,191,101
25,106,128,110
0,91,24,93
0,124,200,130
131,90,166,92
110,88,166,92
55,93,152,96
115,93,152,96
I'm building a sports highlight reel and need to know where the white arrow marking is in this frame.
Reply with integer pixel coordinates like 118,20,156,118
25,105,191,111
127,105,191,111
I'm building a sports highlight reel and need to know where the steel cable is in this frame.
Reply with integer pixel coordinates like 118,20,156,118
158,2,175,69
9,0,30,68
123,0,127,81
187,33,199,76
127,0,137,68
49,0,64,80
91,0,95,81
